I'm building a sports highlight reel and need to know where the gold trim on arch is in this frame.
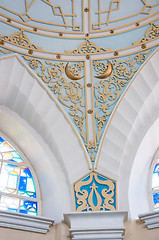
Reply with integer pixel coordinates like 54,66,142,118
0,30,42,51
95,47,159,169
0,54,91,169
0,28,158,57
0,12,158,40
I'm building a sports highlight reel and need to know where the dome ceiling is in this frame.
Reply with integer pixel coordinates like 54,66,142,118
0,0,159,213
0,0,158,53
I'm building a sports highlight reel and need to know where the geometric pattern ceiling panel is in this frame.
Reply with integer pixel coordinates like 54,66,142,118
90,0,159,32
0,0,159,33
0,0,84,32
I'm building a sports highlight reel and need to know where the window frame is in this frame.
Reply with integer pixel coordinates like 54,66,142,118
148,147,159,212
0,132,41,216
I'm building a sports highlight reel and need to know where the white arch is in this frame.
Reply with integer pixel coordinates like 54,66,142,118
98,48,159,218
0,54,89,222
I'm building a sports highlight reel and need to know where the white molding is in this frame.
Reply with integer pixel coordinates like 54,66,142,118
0,210,54,233
138,210,159,230
64,211,128,240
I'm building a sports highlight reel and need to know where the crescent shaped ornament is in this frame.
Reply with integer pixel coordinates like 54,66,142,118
95,60,113,79
65,63,84,80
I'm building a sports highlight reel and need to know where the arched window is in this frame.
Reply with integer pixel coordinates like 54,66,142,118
149,148,159,211
0,135,39,215
152,159,159,210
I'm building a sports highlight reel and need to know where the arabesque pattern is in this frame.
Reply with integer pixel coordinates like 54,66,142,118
0,0,159,213
73,171,116,211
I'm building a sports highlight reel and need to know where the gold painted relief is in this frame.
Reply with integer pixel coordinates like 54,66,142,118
65,39,111,55
23,56,87,142
91,50,151,164
93,0,120,29
0,30,42,51
89,0,159,33
0,0,84,32
65,63,84,80
73,171,116,211
133,22,159,46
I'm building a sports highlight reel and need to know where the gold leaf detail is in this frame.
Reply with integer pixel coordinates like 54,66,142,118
81,131,86,142
90,149,95,162
94,50,150,132
0,30,42,51
23,56,85,135
133,23,159,46
97,131,101,142
65,39,111,55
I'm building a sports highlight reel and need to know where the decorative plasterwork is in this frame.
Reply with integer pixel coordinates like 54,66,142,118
65,39,111,55
64,211,128,240
0,0,84,33
0,44,155,170
89,49,151,164
138,210,159,229
0,210,54,233
73,171,116,211
89,0,159,33
19,49,151,166
22,56,87,144
133,22,159,46
0,30,42,51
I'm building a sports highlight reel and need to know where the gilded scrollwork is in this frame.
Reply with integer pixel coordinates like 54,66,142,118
68,62,84,77
73,171,116,211
93,50,150,145
23,56,86,140
65,39,111,55
0,30,42,50
133,23,159,46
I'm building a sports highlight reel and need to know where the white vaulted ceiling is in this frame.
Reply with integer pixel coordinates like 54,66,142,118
0,0,159,222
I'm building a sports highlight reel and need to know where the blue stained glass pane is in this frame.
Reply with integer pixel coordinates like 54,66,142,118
0,136,4,143
20,200,37,215
8,208,18,212
18,190,36,198
153,192,159,210
154,163,159,173
19,176,27,191
0,135,38,215
19,209,27,214
23,168,32,178
12,152,24,163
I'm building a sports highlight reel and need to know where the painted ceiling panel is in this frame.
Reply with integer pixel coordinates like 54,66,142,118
0,0,158,213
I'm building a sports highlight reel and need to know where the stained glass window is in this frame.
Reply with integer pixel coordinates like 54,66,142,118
152,158,159,210
0,135,38,215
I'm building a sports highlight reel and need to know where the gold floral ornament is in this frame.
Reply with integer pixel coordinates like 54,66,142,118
65,39,111,55
73,171,116,212
93,50,150,142
133,22,159,46
85,141,98,162
23,56,86,141
0,30,42,50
